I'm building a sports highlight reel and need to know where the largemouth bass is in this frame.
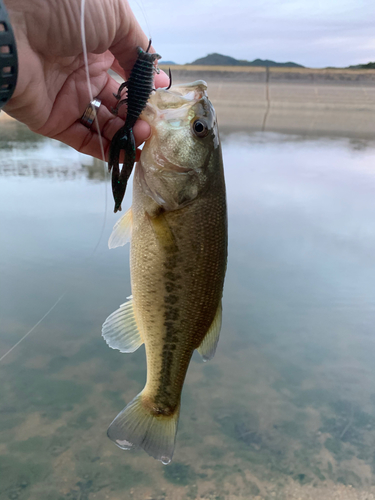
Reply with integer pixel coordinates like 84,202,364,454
102,81,227,464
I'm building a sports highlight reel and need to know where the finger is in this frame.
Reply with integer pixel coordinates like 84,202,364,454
95,75,151,144
110,59,126,82
111,59,170,90
51,118,145,163
50,76,152,161
155,69,170,89
54,122,112,162
109,2,169,89
109,2,150,75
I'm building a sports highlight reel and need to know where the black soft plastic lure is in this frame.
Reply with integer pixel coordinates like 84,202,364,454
108,40,161,213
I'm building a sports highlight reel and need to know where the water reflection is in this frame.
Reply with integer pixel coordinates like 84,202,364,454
0,126,106,181
0,119,44,147
1,121,375,183
1,120,375,499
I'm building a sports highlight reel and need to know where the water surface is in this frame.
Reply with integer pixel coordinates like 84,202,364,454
1,120,375,499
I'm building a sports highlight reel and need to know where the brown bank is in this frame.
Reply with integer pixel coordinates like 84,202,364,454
160,65,375,140
3,66,375,140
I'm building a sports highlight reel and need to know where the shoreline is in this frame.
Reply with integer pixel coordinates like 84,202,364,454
167,69,375,140
2,69,375,139
160,65,375,85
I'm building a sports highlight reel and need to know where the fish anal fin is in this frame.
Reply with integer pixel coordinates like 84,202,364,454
107,392,180,465
108,208,133,249
102,296,143,353
197,302,222,362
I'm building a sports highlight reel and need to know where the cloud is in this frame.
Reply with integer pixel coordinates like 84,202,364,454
130,0,375,67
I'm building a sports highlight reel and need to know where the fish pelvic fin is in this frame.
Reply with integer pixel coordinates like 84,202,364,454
108,208,133,249
107,392,180,465
102,296,143,353
197,302,222,362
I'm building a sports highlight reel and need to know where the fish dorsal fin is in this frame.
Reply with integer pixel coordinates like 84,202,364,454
108,208,133,249
102,296,143,353
197,302,222,362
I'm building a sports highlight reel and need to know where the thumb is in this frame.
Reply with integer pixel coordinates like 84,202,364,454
109,2,151,77
109,2,170,88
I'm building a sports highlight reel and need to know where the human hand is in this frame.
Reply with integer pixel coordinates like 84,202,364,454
3,0,169,160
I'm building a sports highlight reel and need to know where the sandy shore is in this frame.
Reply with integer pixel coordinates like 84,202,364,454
160,66,375,140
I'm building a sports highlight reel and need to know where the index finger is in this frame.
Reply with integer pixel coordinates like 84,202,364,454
111,58,170,89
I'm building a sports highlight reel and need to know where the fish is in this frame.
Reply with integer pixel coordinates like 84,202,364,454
102,80,227,464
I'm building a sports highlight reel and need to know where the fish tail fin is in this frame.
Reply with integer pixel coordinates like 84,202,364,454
107,391,180,465
110,127,136,213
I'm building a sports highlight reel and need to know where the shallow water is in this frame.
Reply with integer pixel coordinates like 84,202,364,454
1,120,375,499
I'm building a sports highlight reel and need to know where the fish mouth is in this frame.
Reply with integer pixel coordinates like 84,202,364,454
141,81,208,125
157,80,207,102
165,80,208,100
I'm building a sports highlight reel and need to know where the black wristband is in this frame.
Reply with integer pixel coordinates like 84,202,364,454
0,0,18,109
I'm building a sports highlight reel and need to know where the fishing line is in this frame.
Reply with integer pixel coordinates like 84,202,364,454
1,0,158,363
0,0,110,363
0,294,66,362
129,0,152,42
80,0,108,256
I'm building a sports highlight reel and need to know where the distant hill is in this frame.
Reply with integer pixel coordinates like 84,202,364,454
347,62,375,70
189,53,304,68
159,61,176,65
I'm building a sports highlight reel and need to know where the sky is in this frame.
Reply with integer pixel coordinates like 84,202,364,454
129,0,375,68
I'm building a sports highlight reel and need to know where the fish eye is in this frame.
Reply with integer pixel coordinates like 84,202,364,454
192,119,209,138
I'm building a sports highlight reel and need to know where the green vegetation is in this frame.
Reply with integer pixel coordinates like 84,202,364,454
348,61,375,69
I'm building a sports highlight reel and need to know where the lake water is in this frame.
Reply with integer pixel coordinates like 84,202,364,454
1,119,375,500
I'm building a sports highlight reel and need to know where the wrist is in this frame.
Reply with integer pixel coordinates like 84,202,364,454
0,0,18,109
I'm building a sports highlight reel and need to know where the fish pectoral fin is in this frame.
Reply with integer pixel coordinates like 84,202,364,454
108,208,133,249
107,391,180,465
102,296,143,353
146,211,178,253
197,302,222,362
